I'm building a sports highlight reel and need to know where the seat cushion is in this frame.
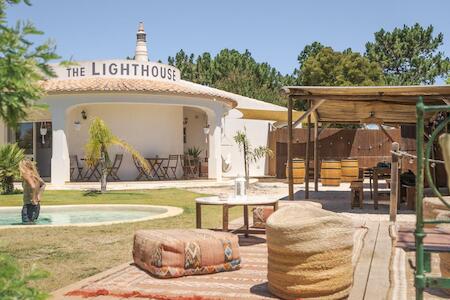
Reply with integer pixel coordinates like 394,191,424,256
253,201,323,229
133,229,241,278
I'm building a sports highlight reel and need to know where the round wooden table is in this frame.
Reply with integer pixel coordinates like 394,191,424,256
195,196,279,236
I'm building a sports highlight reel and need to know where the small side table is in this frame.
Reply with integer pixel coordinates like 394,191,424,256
195,196,279,237
350,180,364,209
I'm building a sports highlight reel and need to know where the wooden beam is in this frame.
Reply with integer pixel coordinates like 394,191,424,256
318,123,330,137
390,142,400,222
314,120,319,192
289,94,450,102
287,96,294,200
380,125,395,143
305,100,311,199
292,99,326,127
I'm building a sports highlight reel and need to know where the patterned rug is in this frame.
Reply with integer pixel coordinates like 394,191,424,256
64,228,367,300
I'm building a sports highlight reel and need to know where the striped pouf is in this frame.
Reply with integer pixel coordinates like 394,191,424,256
266,205,354,299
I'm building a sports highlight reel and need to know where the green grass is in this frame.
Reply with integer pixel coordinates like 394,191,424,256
0,189,243,292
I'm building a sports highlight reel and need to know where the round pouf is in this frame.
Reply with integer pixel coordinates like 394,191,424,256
266,205,354,300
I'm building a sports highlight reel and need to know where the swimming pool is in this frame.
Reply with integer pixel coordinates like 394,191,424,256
0,205,183,228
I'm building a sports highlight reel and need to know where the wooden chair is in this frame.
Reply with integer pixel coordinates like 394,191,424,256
180,155,195,179
350,180,364,209
133,156,151,180
163,155,179,180
69,155,84,181
107,154,123,181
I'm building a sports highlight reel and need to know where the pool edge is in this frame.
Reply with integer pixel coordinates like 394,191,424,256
0,204,183,229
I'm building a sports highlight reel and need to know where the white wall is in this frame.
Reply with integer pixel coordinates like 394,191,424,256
183,107,207,157
66,103,183,180
222,109,272,178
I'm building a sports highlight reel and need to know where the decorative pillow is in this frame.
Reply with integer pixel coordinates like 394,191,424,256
253,207,274,228
133,229,240,278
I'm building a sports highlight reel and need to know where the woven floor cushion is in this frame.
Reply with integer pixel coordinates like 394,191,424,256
266,205,354,300
253,201,323,229
133,229,241,278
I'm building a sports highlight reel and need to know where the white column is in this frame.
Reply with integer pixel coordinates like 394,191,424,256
51,106,70,184
208,116,222,181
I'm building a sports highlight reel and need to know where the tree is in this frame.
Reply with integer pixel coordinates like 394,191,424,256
0,0,59,127
233,130,273,186
84,118,149,193
295,47,384,127
0,143,24,194
299,47,384,86
365,23,450,85
168,49,290,107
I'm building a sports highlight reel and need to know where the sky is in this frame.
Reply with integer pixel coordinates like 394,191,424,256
8,0,450,80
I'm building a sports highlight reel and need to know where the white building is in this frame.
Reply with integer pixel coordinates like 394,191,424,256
0,23,286,184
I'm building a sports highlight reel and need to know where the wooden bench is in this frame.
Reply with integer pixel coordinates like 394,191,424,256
395,225,450,272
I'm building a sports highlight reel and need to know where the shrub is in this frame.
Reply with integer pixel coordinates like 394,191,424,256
0,254,49,300
0,143,25,194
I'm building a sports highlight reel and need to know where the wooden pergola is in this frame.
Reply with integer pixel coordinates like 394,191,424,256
282,85,450,203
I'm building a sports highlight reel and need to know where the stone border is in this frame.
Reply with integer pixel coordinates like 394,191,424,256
0,204,183,229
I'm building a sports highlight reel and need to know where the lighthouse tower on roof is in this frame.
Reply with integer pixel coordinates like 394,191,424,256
135,22,148,62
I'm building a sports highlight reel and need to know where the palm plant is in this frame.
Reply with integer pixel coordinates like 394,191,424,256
233,130,273,186
85,117,149,193
0,143,25,194
186,147,203,159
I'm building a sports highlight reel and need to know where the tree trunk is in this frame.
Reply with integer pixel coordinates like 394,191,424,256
100,151,107,193
244,149,249,188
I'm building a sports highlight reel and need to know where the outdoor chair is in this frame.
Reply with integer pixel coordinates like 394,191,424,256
162,155,179,180
69,155,84,181
107,154,123,181
133,156,152,180
181,155,197,179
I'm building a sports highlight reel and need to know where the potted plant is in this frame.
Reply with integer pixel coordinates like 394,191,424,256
234,130,273,187
186,147,204,176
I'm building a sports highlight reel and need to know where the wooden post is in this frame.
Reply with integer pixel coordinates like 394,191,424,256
390,142,400,222
288,96,294,200
314,120,319,192
305,100,311,199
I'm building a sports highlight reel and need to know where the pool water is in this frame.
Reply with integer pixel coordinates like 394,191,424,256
0,205,168,226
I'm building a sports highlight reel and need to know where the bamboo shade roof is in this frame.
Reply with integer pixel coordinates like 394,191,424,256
282,85,450,125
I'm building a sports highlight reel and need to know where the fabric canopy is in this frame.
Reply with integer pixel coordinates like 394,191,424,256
236,108,316,123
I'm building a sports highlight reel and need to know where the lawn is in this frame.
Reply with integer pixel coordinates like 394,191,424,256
0,188,244,292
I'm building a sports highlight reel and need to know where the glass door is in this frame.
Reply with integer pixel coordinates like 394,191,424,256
14,122,35,161
8,122,52,178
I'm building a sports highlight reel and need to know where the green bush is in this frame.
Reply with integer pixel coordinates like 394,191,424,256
0,143,25,194
0,254,49,299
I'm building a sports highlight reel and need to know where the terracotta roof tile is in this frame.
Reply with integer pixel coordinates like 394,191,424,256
40,78,238,108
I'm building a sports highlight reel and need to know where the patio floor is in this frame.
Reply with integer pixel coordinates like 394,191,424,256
53,223,370,300
49,181,448,299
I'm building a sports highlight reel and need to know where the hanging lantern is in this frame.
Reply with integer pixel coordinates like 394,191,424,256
40,122,48,144
73,121,81,131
